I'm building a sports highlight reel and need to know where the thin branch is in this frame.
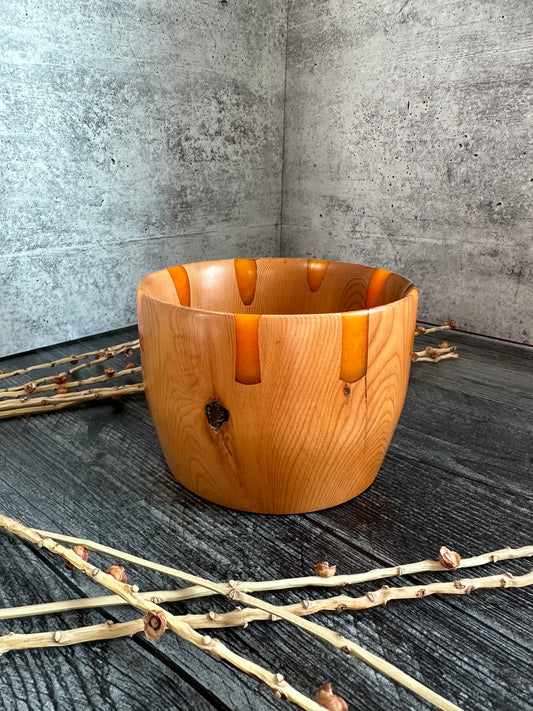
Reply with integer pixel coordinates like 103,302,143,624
0,384,145,420
0,340,139,380
1,516,463,711
2,546,532,622
1,570,531,651
0,590,183,621
414,321,457,336
412,348,459,364
0,619,144,652
0,367,142,400
1,346,139,394
31,532,533,600
0,515,329,711
413,353,459,364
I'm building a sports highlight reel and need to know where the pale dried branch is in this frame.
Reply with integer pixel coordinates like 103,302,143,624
3,544,531,622
0,339,139,380
412,352,459,364
2,569,531,653
411,345,459,364
0,515,328,711
0,384,145,420
1,346,139,394
414,321,457,336
412,325,460,364
1,516,463,711
0,619,144,653
0,367,142,400
30,533,533,601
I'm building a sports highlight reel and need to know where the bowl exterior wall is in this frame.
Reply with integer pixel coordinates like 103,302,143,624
138,278,417,514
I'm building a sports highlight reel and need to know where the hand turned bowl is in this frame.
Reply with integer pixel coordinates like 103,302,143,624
138,258,417,514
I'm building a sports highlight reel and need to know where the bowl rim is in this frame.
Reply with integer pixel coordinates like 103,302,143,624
138,257,417,318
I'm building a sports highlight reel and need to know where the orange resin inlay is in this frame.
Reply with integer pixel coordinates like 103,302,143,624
234,314,261,384
365,268,391,309
234,258,257,305
167,265,191,307
340,311,368,383
306,259,330,292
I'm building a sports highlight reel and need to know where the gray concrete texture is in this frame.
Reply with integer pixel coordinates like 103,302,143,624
1,0,531,356
1,0,286,356
282,0,532,343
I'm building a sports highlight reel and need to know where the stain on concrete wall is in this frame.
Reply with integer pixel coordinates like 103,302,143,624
0,0,286,357
281,0,532,343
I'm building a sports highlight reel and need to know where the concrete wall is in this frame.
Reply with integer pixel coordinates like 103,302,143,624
1,0,286,357
3,0,531,356
282,0,532,343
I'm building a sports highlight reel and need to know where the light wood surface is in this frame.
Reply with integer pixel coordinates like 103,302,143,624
138,258,417,513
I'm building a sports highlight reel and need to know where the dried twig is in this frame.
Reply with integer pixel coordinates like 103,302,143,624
1,569,531,653
411,344,459,364
0,619,144,652
30,534,533,601
0,384,145,419
0,515,322,711
0,339,143,419
1,515,463,711
414,321,457,336
2,545,531,622
412,320,459,364
0,340,139,380
412,352,459,364
0,347,139,394
0,367,142,400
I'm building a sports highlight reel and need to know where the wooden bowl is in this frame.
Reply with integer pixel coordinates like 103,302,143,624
138,258,417,513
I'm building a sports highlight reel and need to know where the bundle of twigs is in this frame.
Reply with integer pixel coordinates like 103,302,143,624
1,514,531,711
412,320,459,363
0,339,143,419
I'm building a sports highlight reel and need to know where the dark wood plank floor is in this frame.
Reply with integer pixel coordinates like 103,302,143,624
0,327,532,711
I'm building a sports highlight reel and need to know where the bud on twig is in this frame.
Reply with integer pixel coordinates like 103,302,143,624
143,610,167,641
316,683,349,710
439,546,461,570
106,564,127,583
65,545,88,570
315,562,337,578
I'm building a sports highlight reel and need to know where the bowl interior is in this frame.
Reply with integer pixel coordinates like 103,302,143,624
139,258,414,315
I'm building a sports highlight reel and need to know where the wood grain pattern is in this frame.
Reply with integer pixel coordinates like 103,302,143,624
365,290,418,474
139,258,417,513
0,326,531,711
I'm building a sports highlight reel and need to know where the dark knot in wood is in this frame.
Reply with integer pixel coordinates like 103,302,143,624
205,400,230,431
